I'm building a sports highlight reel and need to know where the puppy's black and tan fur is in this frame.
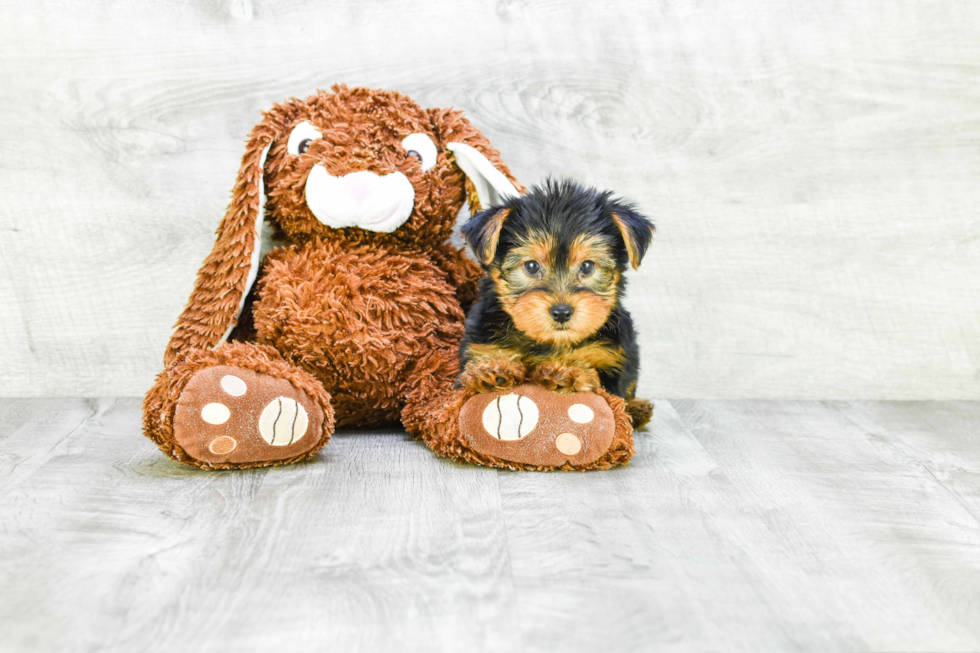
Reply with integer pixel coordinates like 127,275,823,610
459,179,655,428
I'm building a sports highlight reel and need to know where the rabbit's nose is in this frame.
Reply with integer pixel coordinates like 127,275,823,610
341,171,379,204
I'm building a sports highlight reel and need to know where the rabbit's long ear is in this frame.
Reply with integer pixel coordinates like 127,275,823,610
429,108,525,213
447,142,520,210
164,126,276,366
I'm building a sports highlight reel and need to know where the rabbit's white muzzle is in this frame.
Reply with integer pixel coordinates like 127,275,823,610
304,165,415,233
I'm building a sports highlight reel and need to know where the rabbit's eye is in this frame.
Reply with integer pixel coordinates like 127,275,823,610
287,121,323,156
400,133,437,171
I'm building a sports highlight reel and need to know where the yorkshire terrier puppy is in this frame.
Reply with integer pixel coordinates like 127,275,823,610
458,179,655,427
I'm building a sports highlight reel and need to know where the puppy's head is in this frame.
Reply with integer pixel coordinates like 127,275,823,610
463,179,655,346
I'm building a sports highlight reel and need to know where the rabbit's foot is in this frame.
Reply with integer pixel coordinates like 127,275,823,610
457,383,619,468
173,365,327,466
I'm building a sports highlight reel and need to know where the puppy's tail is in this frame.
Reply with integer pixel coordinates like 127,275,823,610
625,398,654,430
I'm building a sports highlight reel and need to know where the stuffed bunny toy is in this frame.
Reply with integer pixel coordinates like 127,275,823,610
144,85,639,471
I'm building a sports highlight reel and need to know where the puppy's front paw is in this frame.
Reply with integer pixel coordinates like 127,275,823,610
530,362,600,394
461,358,527,393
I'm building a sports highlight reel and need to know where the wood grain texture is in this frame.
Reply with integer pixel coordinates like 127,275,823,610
1,398,979,651
0,0,979,398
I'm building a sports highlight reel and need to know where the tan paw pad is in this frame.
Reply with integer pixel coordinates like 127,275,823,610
555,433,582,455
481,393,539,441
258,397,309,446
567,403,594,424
209,436,238,455
220,374,248,396
201,403,231,425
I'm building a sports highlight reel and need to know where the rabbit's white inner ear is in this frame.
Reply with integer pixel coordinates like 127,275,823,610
218,143,271,346
446,142,519,209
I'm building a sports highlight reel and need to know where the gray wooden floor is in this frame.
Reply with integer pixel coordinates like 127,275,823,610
1,399,979,652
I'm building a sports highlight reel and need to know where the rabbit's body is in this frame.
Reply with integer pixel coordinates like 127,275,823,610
251,237,465,426
144,86,526,468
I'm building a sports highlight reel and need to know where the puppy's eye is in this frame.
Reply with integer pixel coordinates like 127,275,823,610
400,133,437,171
287,121,323,156
523,260,541,275
580,260,596,276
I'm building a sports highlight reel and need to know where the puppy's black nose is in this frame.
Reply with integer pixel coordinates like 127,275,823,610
549,303,573,324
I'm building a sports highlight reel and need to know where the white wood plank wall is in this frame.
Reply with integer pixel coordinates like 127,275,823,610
0,0,977,398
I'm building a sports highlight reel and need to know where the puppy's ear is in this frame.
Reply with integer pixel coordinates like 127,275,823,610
164,121,278,365
428,108,525,211
461,207,512,266
610,204,655,270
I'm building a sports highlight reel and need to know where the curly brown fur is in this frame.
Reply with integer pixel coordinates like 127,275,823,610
143,341,335,470
252,237,466,426
459,179,655,407
427,244,485,312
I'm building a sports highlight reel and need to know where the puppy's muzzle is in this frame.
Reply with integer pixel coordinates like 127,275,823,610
305,165,415,233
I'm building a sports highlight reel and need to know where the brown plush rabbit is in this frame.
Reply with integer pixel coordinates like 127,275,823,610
143,85,638,471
